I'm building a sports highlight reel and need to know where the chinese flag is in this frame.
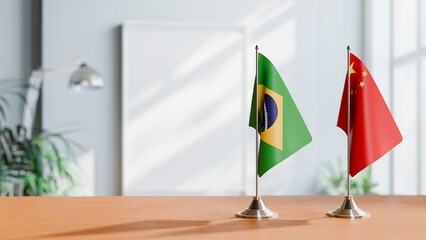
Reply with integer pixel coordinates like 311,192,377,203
337,53,402,177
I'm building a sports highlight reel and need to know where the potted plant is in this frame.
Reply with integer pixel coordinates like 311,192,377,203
318,156,378,195
0,79,80,196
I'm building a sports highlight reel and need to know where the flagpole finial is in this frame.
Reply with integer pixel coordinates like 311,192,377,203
255,45,259,50
347,45,351,51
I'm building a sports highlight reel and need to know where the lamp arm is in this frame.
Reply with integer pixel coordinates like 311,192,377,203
21,60,81,137
21,72,43,137
34,59,82,76
21,60,103,136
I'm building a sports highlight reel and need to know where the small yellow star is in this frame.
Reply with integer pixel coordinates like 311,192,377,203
350,90,354,95
349,62,356,77
354,89,358,94
362,71,367,77
359,81,365,87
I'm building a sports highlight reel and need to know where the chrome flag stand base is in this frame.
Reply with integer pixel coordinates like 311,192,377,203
327,195,370,219
236,196,278,219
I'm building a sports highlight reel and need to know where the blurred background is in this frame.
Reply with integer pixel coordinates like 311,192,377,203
0,0,424,196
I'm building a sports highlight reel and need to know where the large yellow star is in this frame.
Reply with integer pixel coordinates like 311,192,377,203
349,62,356,77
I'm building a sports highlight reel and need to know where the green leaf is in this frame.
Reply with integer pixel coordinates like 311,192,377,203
24,174,38,196
0,122,79,196
0,96,11,108
0,105,6,122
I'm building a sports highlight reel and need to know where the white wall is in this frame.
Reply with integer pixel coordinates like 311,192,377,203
365,0,426,195
315,1,365,191
42,0,363,195
364,0,393,194
0,0,32,126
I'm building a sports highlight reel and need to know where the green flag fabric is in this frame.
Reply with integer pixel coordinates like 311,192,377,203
249,53,312,176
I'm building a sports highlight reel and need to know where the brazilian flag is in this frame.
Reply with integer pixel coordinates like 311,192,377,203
249,53,312,176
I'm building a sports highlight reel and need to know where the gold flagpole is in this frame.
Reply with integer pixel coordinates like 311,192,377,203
327,46,369,219
236,45,277,219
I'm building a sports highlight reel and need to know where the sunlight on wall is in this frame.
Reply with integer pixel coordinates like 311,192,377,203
365,0,426,195
258,20,295,69
393,0,418,58
393,62,418,194
242,0,294,32
173,30,244,79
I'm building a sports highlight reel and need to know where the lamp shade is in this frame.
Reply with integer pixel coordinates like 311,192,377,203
69,63,104,90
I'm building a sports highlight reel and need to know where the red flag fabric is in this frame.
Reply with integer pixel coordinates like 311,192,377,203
337,53,402,177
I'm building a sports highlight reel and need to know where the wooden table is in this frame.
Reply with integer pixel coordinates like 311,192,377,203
0,196,425,239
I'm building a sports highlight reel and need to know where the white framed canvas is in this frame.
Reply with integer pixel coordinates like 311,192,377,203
121,21,248,195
